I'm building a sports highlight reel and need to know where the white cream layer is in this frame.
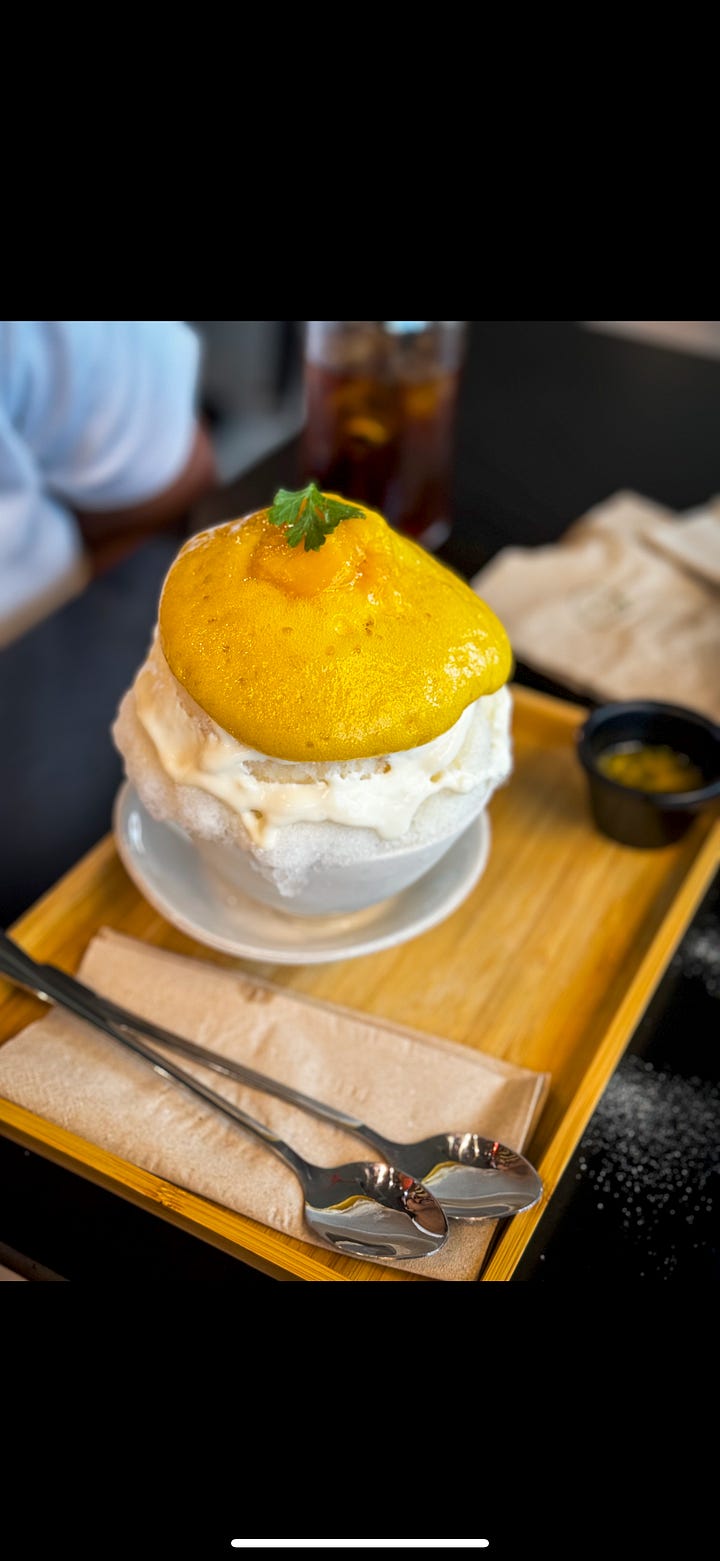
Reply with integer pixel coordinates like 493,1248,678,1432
134,640,511,847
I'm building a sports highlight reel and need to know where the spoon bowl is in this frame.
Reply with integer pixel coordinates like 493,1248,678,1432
303,1160,449,1258
375,1132,543,1221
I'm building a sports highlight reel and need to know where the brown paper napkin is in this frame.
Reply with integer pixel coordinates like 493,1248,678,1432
472,491,720,722
0,929,549,1281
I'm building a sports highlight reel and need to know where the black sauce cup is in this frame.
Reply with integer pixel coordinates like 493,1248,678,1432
577,701,720,848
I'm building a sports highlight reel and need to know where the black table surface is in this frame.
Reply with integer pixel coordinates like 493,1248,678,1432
0,320,717,1282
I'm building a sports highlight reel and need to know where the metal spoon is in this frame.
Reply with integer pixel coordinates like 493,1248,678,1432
0,931,541,1221
0,935,448,1262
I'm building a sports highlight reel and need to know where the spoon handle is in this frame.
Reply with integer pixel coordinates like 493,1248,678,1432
1,930,377,1139
0,934,311,1183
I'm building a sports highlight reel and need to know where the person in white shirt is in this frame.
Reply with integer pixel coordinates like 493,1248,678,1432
0,321,216,646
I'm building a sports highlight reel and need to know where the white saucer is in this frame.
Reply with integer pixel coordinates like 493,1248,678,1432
113,782,490,965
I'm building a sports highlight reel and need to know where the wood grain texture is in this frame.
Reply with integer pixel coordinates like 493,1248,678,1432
1,685,717,1281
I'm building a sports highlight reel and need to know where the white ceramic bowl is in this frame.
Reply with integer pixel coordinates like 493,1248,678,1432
192,814,481,917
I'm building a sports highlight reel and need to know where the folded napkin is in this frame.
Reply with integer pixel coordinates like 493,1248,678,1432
472,491,720,723
0,929,548,1281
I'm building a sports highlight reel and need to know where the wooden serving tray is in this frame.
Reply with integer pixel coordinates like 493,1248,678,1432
1,685,718,1281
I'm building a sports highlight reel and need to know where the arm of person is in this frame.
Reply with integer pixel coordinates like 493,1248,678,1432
75,417,217,551
6,321,217,563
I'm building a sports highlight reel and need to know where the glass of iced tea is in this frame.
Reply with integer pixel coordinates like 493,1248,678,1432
301,321,467,550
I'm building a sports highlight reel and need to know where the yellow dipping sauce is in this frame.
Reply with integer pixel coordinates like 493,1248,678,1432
597,742,704,793
159,498,512,761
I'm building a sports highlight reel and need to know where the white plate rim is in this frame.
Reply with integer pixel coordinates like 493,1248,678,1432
112,781,490,965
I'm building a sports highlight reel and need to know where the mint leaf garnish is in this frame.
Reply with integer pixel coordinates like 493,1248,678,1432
267,482,364,551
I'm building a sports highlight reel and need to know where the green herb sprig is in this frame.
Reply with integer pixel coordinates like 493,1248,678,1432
267,481,364,551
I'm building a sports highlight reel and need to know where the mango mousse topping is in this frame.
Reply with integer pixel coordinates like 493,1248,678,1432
158,495,512,762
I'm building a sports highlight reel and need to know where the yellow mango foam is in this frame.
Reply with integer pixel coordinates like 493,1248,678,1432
159,498,512,761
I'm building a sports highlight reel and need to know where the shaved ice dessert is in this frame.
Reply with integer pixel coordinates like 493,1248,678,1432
113,485,513,914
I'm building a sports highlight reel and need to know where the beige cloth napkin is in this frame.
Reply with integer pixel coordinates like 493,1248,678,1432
472,491,720,722
0,929,548,1281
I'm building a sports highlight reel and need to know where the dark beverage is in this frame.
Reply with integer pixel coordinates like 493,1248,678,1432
301,321,466,550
